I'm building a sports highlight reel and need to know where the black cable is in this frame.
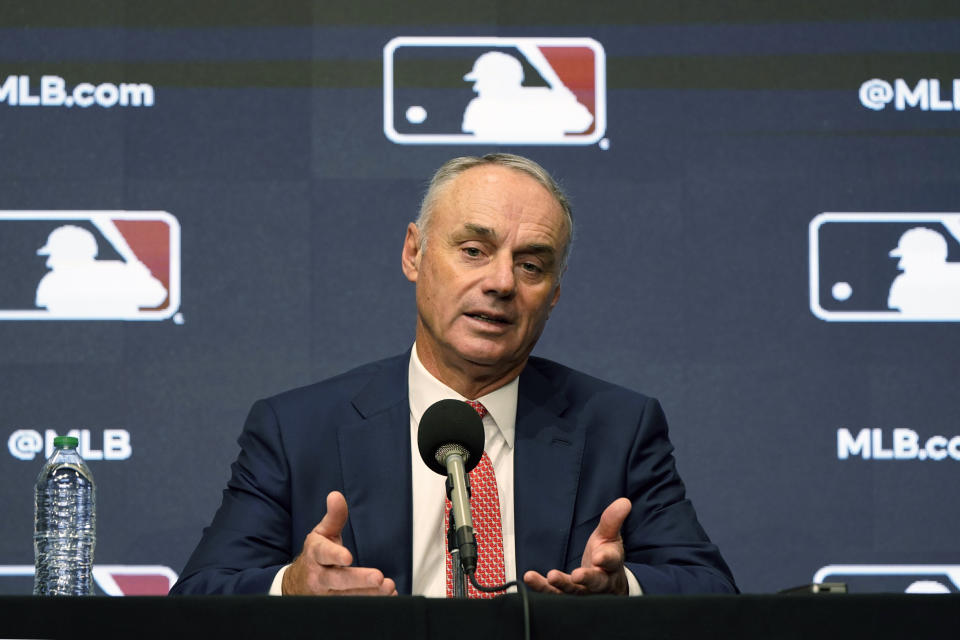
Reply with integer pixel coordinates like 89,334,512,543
467,573,513,593
468,573,531,640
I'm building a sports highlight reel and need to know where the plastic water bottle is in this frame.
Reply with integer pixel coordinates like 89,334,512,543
33,435,96,595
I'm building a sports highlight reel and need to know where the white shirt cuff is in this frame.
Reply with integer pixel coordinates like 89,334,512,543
626,566,643,596
269,565,289,595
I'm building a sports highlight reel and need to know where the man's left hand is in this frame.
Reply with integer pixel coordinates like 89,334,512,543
522,497,632,595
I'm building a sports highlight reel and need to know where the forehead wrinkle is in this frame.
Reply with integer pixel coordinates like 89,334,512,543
461,222,496,239
522,243,556,256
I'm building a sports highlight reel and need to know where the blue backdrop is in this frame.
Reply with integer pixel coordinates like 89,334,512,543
1,2,959,595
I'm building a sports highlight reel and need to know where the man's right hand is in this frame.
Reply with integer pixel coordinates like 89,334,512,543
281,490,397,596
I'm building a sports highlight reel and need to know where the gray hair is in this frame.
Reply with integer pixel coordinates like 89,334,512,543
415,153,574,272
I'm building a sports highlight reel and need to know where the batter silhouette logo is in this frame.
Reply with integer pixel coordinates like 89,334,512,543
809,212,960,322
0,211,180,321
384,36,606,146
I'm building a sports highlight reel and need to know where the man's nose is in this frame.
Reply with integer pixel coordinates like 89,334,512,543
482,255,517,298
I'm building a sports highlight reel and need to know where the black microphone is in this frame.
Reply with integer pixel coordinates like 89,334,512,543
417,399,485,576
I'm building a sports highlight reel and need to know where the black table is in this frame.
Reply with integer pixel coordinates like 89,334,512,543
2,593,957,639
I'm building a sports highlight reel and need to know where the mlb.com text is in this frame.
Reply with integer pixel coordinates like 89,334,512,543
838,428,960,461
0,75,155,108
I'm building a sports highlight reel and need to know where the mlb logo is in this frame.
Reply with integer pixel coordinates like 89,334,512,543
0,211,180,321
93,564,179,596
813,564,960,594
0,564,178,595
809,212,960,322
383,36,606,145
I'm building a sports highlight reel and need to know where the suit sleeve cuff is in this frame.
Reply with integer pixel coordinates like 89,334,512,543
626,566,643,596
269,565,289,596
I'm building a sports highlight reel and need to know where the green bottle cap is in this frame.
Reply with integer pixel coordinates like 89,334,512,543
53,436,79,448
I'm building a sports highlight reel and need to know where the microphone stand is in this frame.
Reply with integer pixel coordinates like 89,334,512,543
446,475,469,598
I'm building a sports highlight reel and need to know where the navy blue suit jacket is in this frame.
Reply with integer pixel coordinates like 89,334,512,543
171,352,736,595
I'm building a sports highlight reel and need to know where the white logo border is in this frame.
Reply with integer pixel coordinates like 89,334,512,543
0,564,178,595
383,36,607,146
0,210,181,322
809,211,960,323
814,564,960,590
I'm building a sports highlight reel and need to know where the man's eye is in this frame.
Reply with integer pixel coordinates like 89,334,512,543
520,262,542,274
463,247,482,257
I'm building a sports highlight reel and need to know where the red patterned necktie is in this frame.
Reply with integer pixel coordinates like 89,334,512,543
445,400,506,598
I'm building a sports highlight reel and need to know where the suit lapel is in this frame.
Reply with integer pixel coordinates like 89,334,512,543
513,360,585,576
334,353,586,591
338,354,413,594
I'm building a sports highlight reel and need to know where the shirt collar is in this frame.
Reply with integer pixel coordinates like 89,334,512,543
408,343,517,449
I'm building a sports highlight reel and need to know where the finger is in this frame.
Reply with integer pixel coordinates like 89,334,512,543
315,566,387,592
325,584,395,596
570,567,611,592
382,578,398,596
523,570,564,595
588,541,625,573
315,491,350,540
545,569,588,595
573,565,628,595
307,532,354,567
595,497,631,541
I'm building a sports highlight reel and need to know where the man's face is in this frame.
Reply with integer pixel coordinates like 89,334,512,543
402,164,567,389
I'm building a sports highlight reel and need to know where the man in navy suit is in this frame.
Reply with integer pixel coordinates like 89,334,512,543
171,154,736,596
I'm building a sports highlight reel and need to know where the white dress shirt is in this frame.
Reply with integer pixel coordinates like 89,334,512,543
408,343,518,596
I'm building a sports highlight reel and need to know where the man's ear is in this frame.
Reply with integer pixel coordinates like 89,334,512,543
401,223,421,283
549,282,562,312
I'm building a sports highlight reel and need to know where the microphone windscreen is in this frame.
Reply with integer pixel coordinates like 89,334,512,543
417,399,485,476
